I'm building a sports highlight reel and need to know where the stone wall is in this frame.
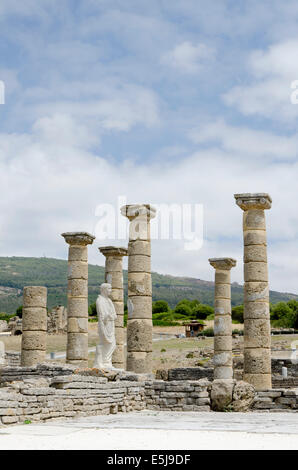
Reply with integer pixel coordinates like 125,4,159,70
156,367,213,381
145,379,211,411
4,352,21,367
253,389,298,411
0,367,297,425
0,367,145,426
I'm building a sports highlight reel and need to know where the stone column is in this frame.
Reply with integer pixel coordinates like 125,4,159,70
21,286,47,367
61,232,95,367
209,258,236,380
99,246,128,369
121,204,156,373
234,193,272,391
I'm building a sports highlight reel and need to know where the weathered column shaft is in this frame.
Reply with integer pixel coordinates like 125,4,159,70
62,232,95,368
99,246,127,369
121,204,156,374
209,258,236,380
235,193,272,391
21,286,47,367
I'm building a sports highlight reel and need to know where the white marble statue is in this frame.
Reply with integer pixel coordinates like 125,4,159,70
93,283,117,369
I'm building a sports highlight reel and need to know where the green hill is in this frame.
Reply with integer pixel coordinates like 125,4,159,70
0,256,297,313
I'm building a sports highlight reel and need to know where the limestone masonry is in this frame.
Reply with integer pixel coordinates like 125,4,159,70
234,193,272,391
121,204,156,374
21,286,47,367
209,258,236,381
61,232,95,368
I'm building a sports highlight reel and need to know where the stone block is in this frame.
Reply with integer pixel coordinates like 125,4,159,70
244,245,267,263
244,282,269,303
244,348,271,374
68,317,88,334
128,296,152,320
67,279,88,298
128,240,151,257
244,262,268,282
214,316,232,336
67,333,88,361
68,261,88,280
128,255,151,273
128,273,152,296
244,230,267,246
127,319,152,352
214,284,230,300
67,297,88,318
215,271,230,284
244,319,271,348
243,210,266,230
23,286,47,308
22,307,47,331
243,373,272,391
126,351,152,374
244,301,269,320
68,245,88,262
211,379,235,411
22,331,46,351
21,350,46,367
213,351,233,367
214,335,232,352
213,367,233,380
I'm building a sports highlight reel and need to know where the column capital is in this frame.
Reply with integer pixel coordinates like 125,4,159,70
209,258,237,270
234,193,272,211
61,231,95,246
99,246,128,257
120,204,156,221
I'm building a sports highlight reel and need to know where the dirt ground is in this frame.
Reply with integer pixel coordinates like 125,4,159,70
1,324,297,373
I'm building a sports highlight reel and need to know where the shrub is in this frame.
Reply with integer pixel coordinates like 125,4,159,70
191,304,213,320
232,305,244,323
15,305,23,319
198,327,214,337
0,312,15,322
88,303,97,317
152,300,169,314
174,304,192,316
232,329,244,336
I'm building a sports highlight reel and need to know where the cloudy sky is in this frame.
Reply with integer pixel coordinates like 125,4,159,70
1,0,298,293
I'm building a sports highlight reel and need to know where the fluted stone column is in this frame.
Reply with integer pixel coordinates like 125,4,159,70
21,286,47,367
234,193,272,391
61,232,95,367
99,246,128,369
121,204,156,373
209,258,236,380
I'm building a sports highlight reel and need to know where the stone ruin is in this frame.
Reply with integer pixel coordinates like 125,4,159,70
3,305,67,337
0,195,297,426
47,306,67,334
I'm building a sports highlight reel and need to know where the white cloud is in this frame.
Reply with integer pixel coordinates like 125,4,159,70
162,41,215,73
223,39,298,122
189,119,298,161
1,116,298,294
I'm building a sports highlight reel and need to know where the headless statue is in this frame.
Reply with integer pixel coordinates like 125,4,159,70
93,283,117,369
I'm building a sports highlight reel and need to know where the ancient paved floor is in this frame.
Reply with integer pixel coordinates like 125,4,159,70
0,411,297,450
